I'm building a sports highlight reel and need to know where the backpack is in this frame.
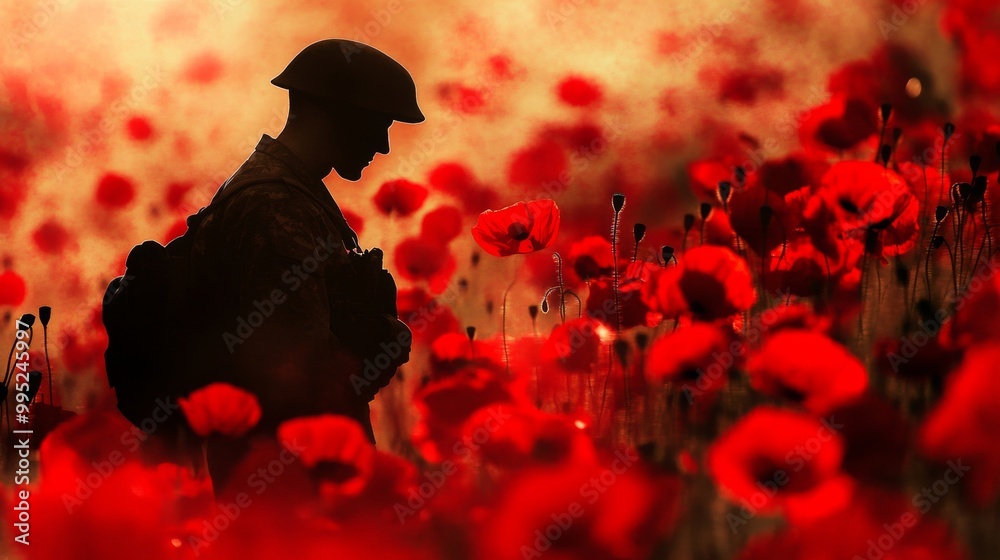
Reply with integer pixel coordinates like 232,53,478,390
101,175,289,435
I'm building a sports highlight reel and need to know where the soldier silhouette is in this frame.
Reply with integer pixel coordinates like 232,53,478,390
187,39,422,487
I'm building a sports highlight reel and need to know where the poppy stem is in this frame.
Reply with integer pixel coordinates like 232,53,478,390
501,259,518,380
612,202,623,334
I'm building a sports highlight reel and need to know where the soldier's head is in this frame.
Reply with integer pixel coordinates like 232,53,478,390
272,39,424,181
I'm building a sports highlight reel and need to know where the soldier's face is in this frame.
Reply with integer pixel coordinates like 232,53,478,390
326,105,393,181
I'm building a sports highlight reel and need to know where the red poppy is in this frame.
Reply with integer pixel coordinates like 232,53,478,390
0,269,27,306
586,264,658,330
758,152,830,197
919,345,1000,505
645,323,735,403
747,330,868,414
427,161,498,212
687,159,732,202
642,245,756,321
708,406,852,524
470,199,560,257
429,332,503,377
802,161,919,259
728,180,801,254
507,139,568,190
566,235,615,283
177,382,262,438
394,236,457,293
798,94,878,152
556,75,604,107
411,367,518,462
373,178,429,217
277,414,376,497
940,257,1000,351
478,456,682,560
397,287,460,343
419,205,464,244
460,406,597,469
737,486,968,560
540,317,606,374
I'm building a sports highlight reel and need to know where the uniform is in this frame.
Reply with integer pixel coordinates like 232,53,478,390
190,134,395,445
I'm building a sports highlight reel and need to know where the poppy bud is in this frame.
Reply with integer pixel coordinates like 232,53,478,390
528,305,539,320
613,339,629,366
486,300,494,314
759,205,774,230
718,181,732,204
38,306,51,327
944,122,955,142
26,370,42,403
880,145,892,166
683,214,696,232
471,253,480,267
895,262,909,287
633,223,646,244
931,236,945,249
466,326,476,341
735,166,746,186
971,176,987,203
958,182,971,201
699,202,712,221
935,205,949,223
971,155,982,176
458,278,469,291
18,314,34,330
635,332,649,351
612,193,626,213
916,299,934,322
880,103,892,123
540,299,550,314
661,245,675,263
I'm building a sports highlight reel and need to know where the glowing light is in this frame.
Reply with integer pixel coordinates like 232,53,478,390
573,419,587,430
170,538,182,548
906,77,922,98
595,324,614,342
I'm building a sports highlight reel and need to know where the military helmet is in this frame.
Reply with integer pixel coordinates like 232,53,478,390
271,39,424,124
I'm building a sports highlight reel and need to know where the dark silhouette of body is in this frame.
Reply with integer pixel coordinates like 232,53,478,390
188,39,422,488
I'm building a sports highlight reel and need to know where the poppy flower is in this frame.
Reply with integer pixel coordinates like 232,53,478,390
540,317,606,374
586,265,658,330
798,94,878,152
470,199,560,257
178,382,262,438
277,414,377,497
747,330,868,414
412,367,518,462
737,486,968,560
567,235,615,283
373,178,429,217
478,456,682,560
394,236,457,293
429,332,504,377
0,269,27,306
427,161,498,212
708,406,853,524
507,139,569,190
645,323,735,403
459,406,597,469
728,180,801,254
419,205,464,244
642,245,756,321
758,152,830,197
919,345,1000,505
397,287,460,344
687,159,732,202
802,160,919,259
